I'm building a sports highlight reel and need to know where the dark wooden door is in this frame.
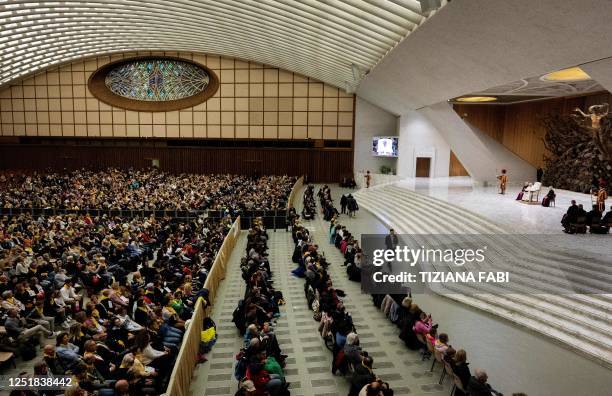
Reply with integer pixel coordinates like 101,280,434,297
415,157,431,177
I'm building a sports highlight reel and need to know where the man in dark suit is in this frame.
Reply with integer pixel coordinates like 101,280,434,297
384,229,398,251
561,200,579,232
340,194,348,214
384,229,398,273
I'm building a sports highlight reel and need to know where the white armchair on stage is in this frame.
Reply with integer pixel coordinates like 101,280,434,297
523,182,542,202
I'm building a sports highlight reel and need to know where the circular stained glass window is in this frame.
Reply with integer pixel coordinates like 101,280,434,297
88,56,219,111
105,59,210,101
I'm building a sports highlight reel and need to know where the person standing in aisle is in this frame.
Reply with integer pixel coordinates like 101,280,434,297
347,194,359,217
385,228,398,251
384,228,398,273
340,194,348,214
536,167,544,182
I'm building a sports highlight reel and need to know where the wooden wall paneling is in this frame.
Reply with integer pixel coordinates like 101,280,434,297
449,150,470,176
453,93,612,169
0,144,351,182
453,104,504,142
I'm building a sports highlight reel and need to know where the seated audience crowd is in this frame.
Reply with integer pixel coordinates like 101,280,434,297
0,169,294,213
232,219,290,396
0,211,234,395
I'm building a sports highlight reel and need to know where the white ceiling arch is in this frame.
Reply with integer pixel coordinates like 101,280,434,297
0,0,441,90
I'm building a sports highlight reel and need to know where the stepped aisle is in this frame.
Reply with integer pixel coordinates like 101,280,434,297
190,226,350,396
189,231,248,396
274,226,352,396
352,183,612,368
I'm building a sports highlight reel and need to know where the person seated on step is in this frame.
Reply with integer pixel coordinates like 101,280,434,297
359,380,383,396
561,200,579,232
359,379,395,396
585,204,602,226
245,359,285,396
588,205,609,234
348,356,376,396
346,249,363,282
334,226,347,249
343,238,357,265
302,205,314,220
323,199,339,221
244,320,283,364
235,379,257,396
340,233,352,255
333,332,363,376
253,349,286,389
601,208,612,232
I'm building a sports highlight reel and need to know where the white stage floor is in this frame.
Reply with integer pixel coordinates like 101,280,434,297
393,177,599,235
376,176,611,260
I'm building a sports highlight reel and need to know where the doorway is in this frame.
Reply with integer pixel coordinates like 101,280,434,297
415,157,431,177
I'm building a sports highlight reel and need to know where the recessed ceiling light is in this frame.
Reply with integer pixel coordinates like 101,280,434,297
455,96,497,102
541,66,591,82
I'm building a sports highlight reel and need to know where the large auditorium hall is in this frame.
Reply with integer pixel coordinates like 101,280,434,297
0,1,611,396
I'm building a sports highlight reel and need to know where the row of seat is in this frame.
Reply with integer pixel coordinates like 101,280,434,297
0,207,288,219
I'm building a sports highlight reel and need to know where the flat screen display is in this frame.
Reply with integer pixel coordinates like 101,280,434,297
372,136,398,157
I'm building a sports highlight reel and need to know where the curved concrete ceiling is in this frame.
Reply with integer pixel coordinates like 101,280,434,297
358,0,612,115
0,0,438,90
